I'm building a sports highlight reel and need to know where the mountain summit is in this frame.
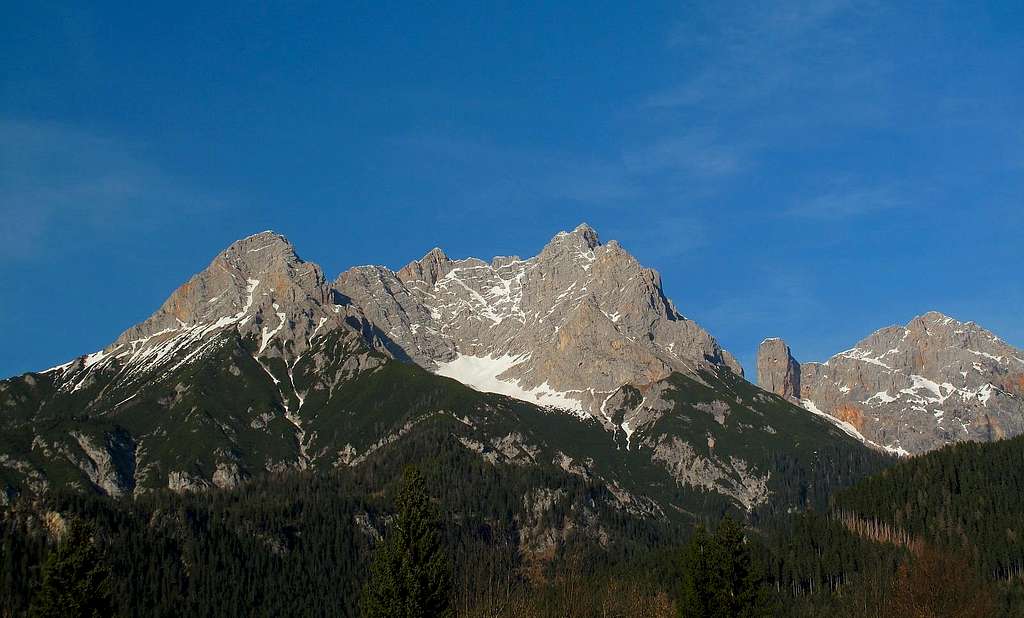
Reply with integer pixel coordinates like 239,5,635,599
114,231,333,353
336,224,743,420
758,311,1024,454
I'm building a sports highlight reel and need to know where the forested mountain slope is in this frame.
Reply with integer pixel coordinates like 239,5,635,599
8,434,1023,617
832,433,1024,581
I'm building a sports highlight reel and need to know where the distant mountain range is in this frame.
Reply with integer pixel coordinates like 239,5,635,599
2,224,1020,516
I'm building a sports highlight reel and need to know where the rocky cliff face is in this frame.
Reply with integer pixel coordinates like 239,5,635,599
758,312,1024,454
336,223,743,420
45,231,380,403
757,338,801,401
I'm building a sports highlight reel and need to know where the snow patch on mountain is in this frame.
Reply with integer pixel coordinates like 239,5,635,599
435,353,588,416
802,399,908,457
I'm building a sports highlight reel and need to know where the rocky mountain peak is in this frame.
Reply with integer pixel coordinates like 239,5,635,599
114,230,329,347
4,225,885,510
81,231,361,395
917,309,956,322
41,225,743,443
335,224,742,419
906,310,955,333
397,247,451,286
225,229,293,253
540,223,601,256
763,311,1024,455
569,222,601,248
757,338,800,401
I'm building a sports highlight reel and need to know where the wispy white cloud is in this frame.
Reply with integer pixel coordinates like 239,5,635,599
622,133,746,178
389,129,746,217
646,0,892,126
785,184,909,219
0,119,224,260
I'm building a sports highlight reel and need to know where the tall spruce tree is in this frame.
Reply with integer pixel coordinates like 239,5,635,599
679,524,715,617
679,517,769,618
361,465,453,618
709,516,762,618
30,519,114,618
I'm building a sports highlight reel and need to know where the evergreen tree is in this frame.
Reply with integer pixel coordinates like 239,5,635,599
361,465,453,617
30,519,114,618
679,524,715,617
679,517,768,618
710,516,767,618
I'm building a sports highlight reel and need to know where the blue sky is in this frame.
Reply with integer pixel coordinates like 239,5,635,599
2,1,1022,379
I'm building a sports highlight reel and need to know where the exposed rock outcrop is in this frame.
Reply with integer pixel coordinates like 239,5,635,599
69,430,136,497
336,223,743,417
759,312,1024,454
757,338,801,401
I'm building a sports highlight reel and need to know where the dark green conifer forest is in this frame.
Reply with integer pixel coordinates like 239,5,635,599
3,433,1024,616
28,520,113,618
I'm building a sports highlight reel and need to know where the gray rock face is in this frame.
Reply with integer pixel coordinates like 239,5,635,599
43,232,383,401
212,462,246,490
336,223,742,419
167,471,209,493
68,430,136,497
111,231,346,366
760,311,1024,454
647,436,769,511
19,231,397,496
757,338,800,401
